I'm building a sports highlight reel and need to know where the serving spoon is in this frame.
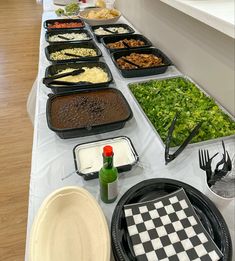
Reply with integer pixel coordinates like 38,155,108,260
103,28,117,34
122,41,130,49
120,57,141,68
57,35,74,41
64,52,83,58
43,68,85,85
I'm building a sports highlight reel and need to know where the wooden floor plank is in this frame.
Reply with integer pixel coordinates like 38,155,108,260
0,0,42,260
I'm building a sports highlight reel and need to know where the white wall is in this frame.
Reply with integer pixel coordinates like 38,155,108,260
115,0,235,116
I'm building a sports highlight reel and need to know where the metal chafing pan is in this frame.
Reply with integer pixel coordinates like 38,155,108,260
128,75,235,149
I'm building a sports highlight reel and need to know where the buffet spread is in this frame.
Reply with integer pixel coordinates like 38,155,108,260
25,2,235,261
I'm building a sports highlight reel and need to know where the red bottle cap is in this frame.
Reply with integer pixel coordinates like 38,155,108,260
103,145,113,157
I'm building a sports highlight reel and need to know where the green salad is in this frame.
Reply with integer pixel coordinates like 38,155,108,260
129,77,235,146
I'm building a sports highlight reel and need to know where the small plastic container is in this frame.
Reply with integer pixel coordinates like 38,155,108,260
111,47,172,78
44,18,85,31
90,23,135,42
101,34,152,53
45,41,102,64
46,88,133,139
44,61,113,94
73,136,139,180
45,28,93,44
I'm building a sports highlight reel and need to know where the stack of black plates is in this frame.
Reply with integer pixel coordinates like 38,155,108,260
111,179,232,261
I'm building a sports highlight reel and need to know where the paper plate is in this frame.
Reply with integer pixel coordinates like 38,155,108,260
30,186,110,261
111,179,232,261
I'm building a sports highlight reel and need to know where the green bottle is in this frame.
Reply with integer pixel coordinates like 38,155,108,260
99,145,118,203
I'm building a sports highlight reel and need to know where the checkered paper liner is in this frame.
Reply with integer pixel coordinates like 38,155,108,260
124,188,223,261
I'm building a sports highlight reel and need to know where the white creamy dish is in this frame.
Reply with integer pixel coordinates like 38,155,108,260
74,137,137,175
49,32,89,42
94,27,130,35
54,67,109,83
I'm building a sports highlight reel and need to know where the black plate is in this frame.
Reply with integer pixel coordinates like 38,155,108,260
90,23,135,42
101,34,152,53
46,88,133,139
45,28,93,44
44,61,113,94
44,18,85,31
45,41,102,64
111,178,232,261
111,47,172,78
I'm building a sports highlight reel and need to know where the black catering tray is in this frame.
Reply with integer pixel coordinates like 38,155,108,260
101,34,152,53
45,28,93,44
73,136,139,180
90,23,135,42
111,178,232,261
44,18,85,31
46,88,133,139
45,41,102,64
111,47,172,78
44,61,113,94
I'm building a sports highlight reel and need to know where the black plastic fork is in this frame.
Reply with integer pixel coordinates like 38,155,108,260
199,150,218,182
208,141,232,186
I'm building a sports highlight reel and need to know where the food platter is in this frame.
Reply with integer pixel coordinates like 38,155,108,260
111,47,172,78
101,34,152,53
128,75,235,148
111,178,232,261
78,8,121,26
46,88,133,139
73,136,139,180
44,61,113,93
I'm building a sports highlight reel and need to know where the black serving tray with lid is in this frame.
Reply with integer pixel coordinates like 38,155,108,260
45,28,93,44
111,178,232,261
101,34,152,53
111,47,172,78
44,61,113,94
46,88,133,139
73,136,139,180
90,23,135,42
45,41,102,64
44,18,85,31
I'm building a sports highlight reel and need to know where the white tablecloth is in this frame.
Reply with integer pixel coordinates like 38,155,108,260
25,9,235,260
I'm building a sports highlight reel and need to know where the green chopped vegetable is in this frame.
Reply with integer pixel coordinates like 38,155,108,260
55,8,65,17
55,2,80,17
65,2,80,16
129,77,235,146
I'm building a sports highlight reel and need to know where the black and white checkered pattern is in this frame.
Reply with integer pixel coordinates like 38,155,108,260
124,188,223,261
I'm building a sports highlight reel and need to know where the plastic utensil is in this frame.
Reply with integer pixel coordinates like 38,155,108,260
43,68,85,85
165,113,202,164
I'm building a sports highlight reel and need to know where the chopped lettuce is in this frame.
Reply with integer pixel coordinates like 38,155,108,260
129,77,235,146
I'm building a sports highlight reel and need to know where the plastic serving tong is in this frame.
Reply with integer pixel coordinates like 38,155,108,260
165,113,202,164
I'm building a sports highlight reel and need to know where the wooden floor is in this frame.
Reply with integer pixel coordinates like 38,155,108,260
0,0,42,260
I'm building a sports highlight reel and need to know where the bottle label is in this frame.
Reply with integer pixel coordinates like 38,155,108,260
108,178,118,200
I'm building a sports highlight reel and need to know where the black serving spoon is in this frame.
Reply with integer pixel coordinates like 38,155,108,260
43,68,85,85
122,41,130,49
57,35,74,41
103,28,117,34
64,52,83,58
120,57,141,68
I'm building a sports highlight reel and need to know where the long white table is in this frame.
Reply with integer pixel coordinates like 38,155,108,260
25,7,235,260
